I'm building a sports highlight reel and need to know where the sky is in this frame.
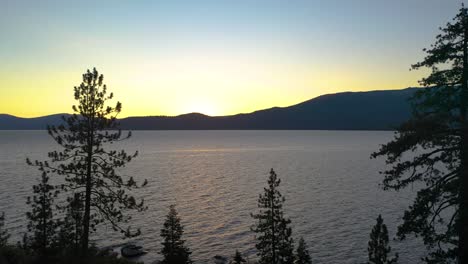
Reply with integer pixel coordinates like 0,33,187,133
0,0,466,117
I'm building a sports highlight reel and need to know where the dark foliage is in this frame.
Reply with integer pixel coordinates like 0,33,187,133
295,237,311,264
0,245,35,264
0,212,10,247
27,68,147,254
0,244,140,264
251,169,294,264
367,215,398,264
232,250,246,264
372,6,468,263
55,193,84,254
160,205,192,264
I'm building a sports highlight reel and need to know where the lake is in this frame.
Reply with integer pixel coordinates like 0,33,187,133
0,130,425,263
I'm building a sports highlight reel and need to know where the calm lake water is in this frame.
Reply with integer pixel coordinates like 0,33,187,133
0,130,425,263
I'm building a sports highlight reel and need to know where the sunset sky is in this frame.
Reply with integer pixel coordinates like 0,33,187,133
0,0,465,117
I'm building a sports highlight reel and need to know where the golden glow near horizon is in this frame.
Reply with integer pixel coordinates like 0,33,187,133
0,1,455,118
0,54,427,118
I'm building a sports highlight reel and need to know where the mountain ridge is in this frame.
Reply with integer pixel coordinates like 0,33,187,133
0,87,419,130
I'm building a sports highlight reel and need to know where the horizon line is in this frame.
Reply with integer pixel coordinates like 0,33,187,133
0,86,419,119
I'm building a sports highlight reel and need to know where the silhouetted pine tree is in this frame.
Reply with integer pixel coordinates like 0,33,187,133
371,5,468,263
160,205,192,264
367,215,397,264
26,172,58,255
0,212,9,247
295,237,311,264
56,193,83,254
231,250,246,264
251,169,294,264
27,68,147,255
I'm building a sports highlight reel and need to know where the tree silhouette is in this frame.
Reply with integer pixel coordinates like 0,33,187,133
56,193,84,254
160,205,192,264
295,237,311,264
0,212,9,248
231,250,246,264
251,169,294,264
26,172,58,255
367,215,397,264
27,68,147,255
372,5,468,263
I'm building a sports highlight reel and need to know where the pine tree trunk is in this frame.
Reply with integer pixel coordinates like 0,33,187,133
271,195,276,264
81,154,92,256
458,22,468,264
459,134,468,263
42,194,47,254
81,116,94,257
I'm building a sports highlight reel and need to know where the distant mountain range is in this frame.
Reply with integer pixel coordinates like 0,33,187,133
0,88,418,130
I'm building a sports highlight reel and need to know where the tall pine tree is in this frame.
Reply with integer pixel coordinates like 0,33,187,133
25,172,58,255
367,215,397,264
372,5,468,263
28,68,147,255
160,205,192,264
251,169,294,264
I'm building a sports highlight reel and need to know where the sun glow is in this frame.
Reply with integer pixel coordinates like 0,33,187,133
183,99,220,116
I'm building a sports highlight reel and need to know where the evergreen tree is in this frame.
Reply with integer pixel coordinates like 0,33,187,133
0,212,10,247
56,193,84,253
231,250,246,264
26,172,58,255
251,169,294,264
295,237,311,264
372,5,468,263
367,215,397,264
27,68,147,255
160,205,192,264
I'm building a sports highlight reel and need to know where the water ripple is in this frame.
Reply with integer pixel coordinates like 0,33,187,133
0,130,426,263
